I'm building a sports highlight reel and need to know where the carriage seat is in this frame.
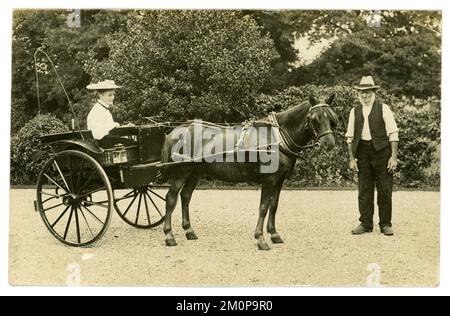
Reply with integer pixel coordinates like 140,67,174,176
41,129,136,152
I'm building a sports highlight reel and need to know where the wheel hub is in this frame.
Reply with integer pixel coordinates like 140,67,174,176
138,186,148,193
63,194,79,206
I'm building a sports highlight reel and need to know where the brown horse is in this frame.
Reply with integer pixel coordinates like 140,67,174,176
160,94,338,250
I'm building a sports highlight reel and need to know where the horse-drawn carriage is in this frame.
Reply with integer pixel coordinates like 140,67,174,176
34,124,175,247
32,48,338,251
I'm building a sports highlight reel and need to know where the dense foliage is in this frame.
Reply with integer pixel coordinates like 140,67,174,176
10,10,441,188
85,10,275,124
291,29,441,98
11,114,68,184
256,86,440,188
11,87,440,188
12,9,130,133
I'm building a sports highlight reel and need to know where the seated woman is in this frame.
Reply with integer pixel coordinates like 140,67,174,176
86,80,135,148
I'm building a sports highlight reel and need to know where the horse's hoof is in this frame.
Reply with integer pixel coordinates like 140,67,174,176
186,232,198,240
257,242,271,251
165,238,178,247
271,235,284,244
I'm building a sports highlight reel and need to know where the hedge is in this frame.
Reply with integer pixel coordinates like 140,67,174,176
256,85,440,188
10,86,440,188
10,114,68,185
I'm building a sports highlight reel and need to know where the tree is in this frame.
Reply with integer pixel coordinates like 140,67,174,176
246,10,300,91
244,10,360,91
12,10,63,133
86,10,275,123
289,10,441,98
11,9,130,134
291,28,441,98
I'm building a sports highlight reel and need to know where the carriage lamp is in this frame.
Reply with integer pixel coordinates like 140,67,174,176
112,144,128,164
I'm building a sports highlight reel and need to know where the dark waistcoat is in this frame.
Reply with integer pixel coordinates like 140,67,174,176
352,100,389,156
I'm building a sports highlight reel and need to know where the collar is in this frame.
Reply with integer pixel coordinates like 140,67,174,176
97,100,111,110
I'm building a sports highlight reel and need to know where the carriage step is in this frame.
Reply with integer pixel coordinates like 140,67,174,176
34,200,39,212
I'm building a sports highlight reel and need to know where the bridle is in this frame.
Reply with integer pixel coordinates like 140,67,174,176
268,104,334,159
304,104,334,140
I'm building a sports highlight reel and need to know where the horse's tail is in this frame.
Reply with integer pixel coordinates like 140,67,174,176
156,134,173,183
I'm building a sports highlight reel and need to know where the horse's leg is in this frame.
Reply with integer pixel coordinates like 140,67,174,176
267,177,285,244
255,183,274,251
180,174,200,240
164,173,188,247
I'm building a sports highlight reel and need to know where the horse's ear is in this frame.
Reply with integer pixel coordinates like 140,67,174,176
326,93,336,105
309,95,319,106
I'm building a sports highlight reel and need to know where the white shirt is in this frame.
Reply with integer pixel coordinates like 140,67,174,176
346,103,399,144
87,101,120,140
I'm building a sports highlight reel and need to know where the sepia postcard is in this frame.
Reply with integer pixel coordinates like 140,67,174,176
9,8,441,287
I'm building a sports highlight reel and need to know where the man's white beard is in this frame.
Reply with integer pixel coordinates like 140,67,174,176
359,94,375,107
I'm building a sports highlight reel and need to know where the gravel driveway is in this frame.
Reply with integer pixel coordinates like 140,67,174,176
9,189,439,287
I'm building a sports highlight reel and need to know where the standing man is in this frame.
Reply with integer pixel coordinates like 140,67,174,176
346,76,399,236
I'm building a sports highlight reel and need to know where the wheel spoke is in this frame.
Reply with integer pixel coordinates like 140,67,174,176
42,196,57,204
75,158,85,192
145,192,164,218
74,206,81,244
83,200,108,208
116,190,135,201
43,202,65,212
135,192,143,225
44,173,68,193
95,199,109,204
78,187,105,199
113,194,135,203
111,190,136,204
148,189,166,201
78,206,94,240
80,169,97,192
40,191,64,199
148,184,171,189
143,191,151,225
54,160,70,192
122,193,138,217
80,204,105,226
63,206,74,240
38,151,113,246
67,156,75,193
114,185,166,229
50,205,71,228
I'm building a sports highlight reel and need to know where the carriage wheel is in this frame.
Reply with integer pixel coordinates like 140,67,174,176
36,150,113,247
114,184,168,229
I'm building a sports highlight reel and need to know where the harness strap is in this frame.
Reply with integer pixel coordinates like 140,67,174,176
268,112,319,159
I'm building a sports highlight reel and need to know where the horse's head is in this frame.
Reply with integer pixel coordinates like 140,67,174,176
306,94,339,152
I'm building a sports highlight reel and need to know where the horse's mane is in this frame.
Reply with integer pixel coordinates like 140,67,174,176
312,104,339,128
276,100,338,128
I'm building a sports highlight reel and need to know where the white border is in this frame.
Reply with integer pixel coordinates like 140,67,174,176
1,0,448,296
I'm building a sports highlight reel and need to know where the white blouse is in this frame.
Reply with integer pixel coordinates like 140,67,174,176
87,101,120,140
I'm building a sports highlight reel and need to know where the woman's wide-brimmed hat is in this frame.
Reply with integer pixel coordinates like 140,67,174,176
354,76,380,91
86,79,122,90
